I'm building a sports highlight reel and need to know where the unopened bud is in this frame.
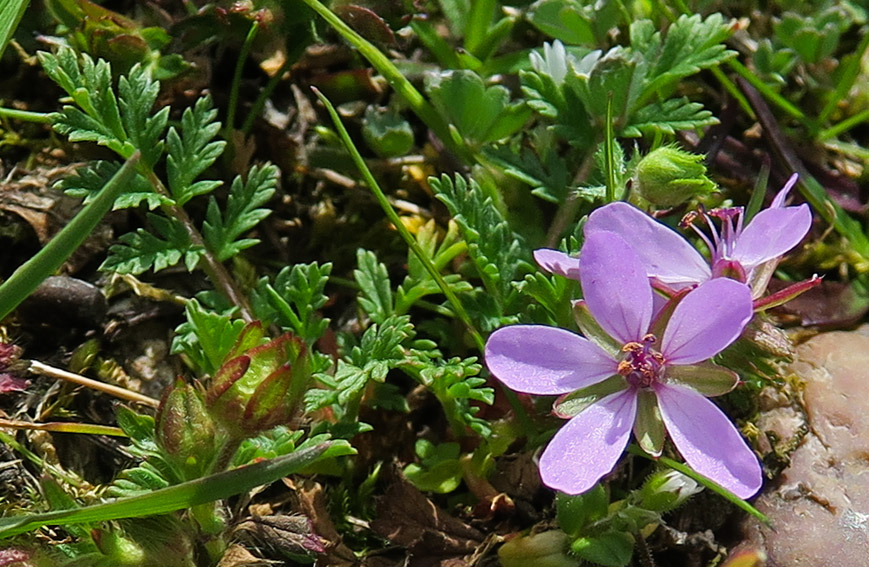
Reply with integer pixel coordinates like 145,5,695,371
155,378,217,479
637,469,702,512
635,146,716,207
206,323,310,438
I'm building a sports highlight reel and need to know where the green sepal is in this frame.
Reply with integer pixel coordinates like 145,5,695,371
648,288,689,338
573,300,621,356
553,375,626,419
665,364,739,397
633,389,664,457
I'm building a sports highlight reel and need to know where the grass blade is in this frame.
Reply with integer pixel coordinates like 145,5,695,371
0,152,141,321
0,0,28,60
0,441,349,539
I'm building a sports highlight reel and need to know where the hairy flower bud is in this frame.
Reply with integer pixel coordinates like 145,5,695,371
155,378,217,479
206,322,310,438
635,146,716,207
637,469,703,512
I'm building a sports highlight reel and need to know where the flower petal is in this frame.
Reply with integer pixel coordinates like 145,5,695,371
661,278,752,364
586,202,711,286
656,383,762,499
579,231,653,344
732,204,811,269
485,325,617,395
769,173,799,209
534,249,580,280
539,389,638,494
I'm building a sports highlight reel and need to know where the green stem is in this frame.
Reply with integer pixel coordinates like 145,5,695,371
604,94,617,203
727,59,805,122
627,444,771,527
314,88,485,351
241,57,291,135
298,0,476,164
0,107,51,123
818,107,869,141
225,20,260,137
818,27,869,126
0,153,140,321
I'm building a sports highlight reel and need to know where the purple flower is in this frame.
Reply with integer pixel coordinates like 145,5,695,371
536,174,812,298
486,231,762,498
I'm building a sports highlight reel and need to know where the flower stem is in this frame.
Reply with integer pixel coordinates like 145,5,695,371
626,444,772,527
314,88,485,352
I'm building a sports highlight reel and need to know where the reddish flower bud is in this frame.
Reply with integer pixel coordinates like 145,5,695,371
205,323,310,438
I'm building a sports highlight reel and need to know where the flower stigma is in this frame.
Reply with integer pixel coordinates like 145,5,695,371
680,207,749,282
617,333,664,389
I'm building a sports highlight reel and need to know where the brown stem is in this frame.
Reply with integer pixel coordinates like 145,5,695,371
142,169,254,322
544,151,598,247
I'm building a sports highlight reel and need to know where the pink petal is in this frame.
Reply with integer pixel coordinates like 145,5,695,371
661,278,752,364
534,249,580,280
539,389,638,494
656,383,762,499
732,203,812,270
586,202,711,286
579,231,653,344
769,173,799,209
485,325,617,395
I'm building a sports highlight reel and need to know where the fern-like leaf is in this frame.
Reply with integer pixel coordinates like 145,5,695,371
166,96,226,205
202,164,277,261
102,214,200,274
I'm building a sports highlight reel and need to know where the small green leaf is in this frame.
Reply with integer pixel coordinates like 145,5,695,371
426,70,530,146
556,484,608,535
166,96,226,205
570,532,634,567
171,299,246,375
354,249,394,324
202,164,277,261
362,106,414,158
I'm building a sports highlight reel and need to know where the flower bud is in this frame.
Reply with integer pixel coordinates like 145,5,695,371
155,378,217,479
635,146,716,207
637,469,702,512
206,323,310,438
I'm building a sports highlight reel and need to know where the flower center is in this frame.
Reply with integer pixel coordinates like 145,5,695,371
681,206,748,282
617,333,665,389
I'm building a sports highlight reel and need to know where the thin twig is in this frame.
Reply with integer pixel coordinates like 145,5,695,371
28,360,160,408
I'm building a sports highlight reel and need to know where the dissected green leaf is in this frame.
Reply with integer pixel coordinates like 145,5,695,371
354,249,394,324
102,214,199,274
171,299,246,375
202,164,277,261
252,262,333,344
166,96,226,205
